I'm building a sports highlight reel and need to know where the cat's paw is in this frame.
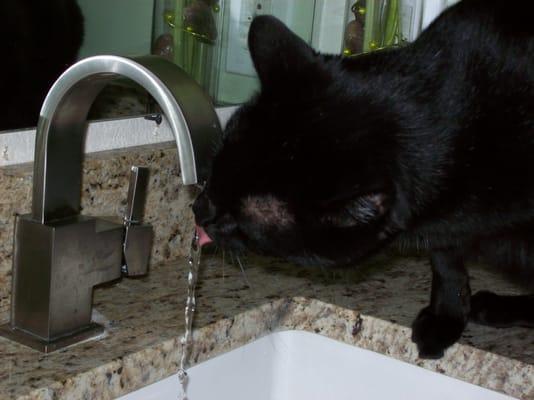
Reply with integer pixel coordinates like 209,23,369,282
411,306,466,359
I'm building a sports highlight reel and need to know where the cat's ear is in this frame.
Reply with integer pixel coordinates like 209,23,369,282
248,15,317,88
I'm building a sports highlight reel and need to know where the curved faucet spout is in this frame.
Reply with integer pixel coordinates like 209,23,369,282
33,55,221,223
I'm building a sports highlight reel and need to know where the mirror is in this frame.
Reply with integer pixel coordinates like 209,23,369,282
1,0,442,133
0,0,156,132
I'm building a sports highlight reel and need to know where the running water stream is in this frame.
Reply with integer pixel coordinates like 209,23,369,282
177,230,202,400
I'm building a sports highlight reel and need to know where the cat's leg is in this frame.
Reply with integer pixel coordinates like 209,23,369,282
412,250,471,359
470,291,534,328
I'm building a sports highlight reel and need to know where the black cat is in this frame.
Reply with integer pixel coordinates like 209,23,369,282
0,0,84,131
193,0,534,359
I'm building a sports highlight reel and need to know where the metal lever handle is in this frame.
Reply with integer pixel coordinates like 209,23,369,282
122,166,153,276
125,166,149,224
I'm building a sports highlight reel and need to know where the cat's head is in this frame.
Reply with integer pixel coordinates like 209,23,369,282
193,15,405,266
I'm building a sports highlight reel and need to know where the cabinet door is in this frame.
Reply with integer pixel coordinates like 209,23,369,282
77,0,155,59
212,0,316,105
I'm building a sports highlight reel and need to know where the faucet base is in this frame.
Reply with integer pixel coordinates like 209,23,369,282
0,322,104,353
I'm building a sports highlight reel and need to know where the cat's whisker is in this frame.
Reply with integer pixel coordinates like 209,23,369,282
235,254,253,289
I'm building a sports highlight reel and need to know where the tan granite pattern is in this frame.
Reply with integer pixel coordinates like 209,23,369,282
0,143,196,323
0,255,532,400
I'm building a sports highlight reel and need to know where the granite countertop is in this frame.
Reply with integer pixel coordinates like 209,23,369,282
0,253,532,400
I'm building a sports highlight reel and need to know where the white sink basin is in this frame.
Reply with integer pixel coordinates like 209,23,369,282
119,330,516,400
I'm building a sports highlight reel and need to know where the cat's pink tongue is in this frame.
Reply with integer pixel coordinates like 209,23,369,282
196,225,212,247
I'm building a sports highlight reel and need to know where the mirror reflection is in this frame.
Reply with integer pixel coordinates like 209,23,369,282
2,0,443,132
1,1,84,131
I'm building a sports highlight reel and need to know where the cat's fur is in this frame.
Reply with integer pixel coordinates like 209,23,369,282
193,0,534,358
0,0,84,131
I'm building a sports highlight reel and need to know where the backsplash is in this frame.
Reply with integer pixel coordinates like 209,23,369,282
0,143,196,322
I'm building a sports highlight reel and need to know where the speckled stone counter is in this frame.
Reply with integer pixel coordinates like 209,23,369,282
0,254,532,400
0,143,196,322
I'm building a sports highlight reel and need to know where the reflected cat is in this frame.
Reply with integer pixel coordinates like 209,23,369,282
0,0,84,131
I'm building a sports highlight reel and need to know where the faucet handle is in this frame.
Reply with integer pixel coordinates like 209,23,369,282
122,166,153,276
125,166,150,224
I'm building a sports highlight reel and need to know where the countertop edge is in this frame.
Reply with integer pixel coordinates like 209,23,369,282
18,297,533,400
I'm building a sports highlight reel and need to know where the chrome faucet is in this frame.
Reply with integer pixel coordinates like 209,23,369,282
0,55,221,352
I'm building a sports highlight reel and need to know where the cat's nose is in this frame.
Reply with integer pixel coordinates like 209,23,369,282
193,192,217,226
